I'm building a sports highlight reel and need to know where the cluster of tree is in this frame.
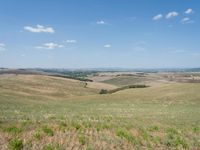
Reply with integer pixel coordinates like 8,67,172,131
99,84,148,94
49,74,93,82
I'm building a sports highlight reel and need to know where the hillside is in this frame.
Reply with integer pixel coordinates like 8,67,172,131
0,75,200,149
0,74,98,101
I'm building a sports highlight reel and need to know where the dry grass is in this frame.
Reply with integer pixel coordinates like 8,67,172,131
0,75,98,100
86,81,118,90
0,75,200,149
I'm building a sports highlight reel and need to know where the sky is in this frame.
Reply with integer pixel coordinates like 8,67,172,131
0,0,200,68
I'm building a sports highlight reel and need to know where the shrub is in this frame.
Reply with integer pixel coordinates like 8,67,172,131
8,138,23,150
99,89,108,94
108,84,148,94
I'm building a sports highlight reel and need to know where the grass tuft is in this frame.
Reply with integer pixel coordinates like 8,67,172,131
42,126,54,136
33,131,42,140
116,129,136,144
4,126,22,134
78,135,87,145
8,138,23,150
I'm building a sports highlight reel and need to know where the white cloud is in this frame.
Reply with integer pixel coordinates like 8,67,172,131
97,20,105,24
153,14,163,20
166,11,178,19
66,40,77,43
24,25,55,33
96,20,108,25
0,43,5,47
181,17,190,22
185,8,193,14
36,42,64,50
0,43,6,51
104,44,111,48
181,17,195,24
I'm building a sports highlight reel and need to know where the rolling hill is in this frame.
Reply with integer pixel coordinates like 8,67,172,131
0,74,199,149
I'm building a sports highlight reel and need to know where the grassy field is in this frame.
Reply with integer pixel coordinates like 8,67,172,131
0,75,200,149
101,75,156,87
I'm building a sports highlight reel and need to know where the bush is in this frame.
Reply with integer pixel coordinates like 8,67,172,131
8,138,23,150
108,84,148,94
99,89,108,94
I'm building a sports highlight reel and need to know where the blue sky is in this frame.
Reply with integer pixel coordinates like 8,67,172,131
0,0,200,68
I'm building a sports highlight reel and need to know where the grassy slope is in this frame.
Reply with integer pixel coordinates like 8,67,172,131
102,76,151,86
0,75,200,149
0,74,97,99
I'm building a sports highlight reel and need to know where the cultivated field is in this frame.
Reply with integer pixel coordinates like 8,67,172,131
0,73,200,150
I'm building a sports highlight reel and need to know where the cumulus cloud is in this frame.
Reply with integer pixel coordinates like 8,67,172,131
104,44,111,48
185,8,193,14
36,42,63,50
65,40,77,43
0,43,6,51
153,14,163,20
166,11,178,19
24,25,55,33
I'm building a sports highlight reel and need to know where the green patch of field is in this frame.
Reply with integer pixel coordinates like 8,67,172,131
0,75,200,149
102,75,150,86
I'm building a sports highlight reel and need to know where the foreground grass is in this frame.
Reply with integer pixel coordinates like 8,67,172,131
0,75,200,149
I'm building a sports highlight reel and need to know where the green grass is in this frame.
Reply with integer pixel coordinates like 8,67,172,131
78,135,87,145
33,131,42,140
102,75,149,86
8,138,23,150
0,75,200,149
4,126,22,134
116,128,136,144
42,126,54,136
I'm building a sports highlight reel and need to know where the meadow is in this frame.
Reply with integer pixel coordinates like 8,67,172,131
0,74,199,150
